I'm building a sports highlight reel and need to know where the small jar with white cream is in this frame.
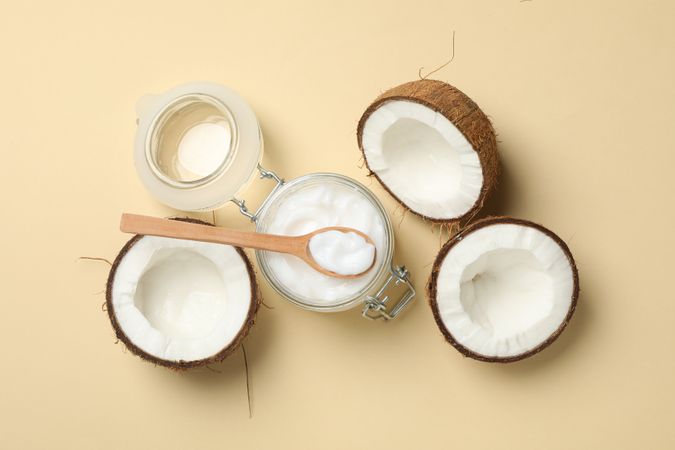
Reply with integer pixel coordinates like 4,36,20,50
133,82,414,320
253,173,413,317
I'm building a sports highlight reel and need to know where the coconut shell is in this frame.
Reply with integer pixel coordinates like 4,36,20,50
357,79,499,223
105,218,261,370
427,216,579,363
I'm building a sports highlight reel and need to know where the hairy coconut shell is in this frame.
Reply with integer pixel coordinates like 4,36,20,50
105,218,261,370
357,79,499,223
427,216,579,363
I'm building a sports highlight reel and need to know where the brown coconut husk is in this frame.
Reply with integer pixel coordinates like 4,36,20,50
357,79,499,223
105,218,261,370
427,216,579,363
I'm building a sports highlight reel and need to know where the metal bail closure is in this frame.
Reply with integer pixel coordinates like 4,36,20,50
231,164,285,222
362,265,415,320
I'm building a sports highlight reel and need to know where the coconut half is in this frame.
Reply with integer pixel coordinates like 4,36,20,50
428,217,578,362
357,79,499,222
106,218,259,369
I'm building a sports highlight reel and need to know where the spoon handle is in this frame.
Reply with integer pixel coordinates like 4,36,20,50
120,214,306,255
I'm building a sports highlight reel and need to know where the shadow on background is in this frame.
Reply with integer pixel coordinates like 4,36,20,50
478,155,521,220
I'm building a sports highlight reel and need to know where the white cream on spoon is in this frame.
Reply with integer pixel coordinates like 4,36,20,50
308,230,376,276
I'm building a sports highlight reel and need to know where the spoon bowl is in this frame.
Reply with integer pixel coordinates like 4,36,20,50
300,226,377,279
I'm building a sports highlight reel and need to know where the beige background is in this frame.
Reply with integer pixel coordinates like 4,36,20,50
1,0,674,448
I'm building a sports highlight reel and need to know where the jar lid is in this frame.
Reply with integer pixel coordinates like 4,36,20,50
134,82,263,211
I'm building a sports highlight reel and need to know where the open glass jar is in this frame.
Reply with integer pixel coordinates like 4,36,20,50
134,82,263,211
134,82,414,320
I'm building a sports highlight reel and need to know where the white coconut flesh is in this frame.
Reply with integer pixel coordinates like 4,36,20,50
361,100,483,219
435,223,575,358
111,236,252,362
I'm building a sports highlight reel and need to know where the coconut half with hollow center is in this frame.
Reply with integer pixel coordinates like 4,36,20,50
357,79,499,222
106,218,259,369
428,217,579,362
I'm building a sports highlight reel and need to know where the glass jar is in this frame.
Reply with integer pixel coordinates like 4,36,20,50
134,82,263,211
238,172,415,320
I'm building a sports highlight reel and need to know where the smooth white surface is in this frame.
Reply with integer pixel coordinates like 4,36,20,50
264,183,386,304
111,236,252,362
435,223,574,358
177,121,231,179
308,230,375,276
361,100,483,219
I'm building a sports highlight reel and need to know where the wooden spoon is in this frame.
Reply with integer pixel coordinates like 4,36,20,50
119,213,376,279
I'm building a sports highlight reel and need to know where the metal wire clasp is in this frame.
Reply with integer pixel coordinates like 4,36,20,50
362,265,415,320
231,164,285,222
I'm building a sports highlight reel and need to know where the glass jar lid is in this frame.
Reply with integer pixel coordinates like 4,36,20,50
134,82,263,211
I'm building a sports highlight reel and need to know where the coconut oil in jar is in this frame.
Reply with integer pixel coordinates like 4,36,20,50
254,173,400,312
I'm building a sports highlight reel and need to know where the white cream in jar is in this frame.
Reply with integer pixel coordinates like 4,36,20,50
263,183,386,303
